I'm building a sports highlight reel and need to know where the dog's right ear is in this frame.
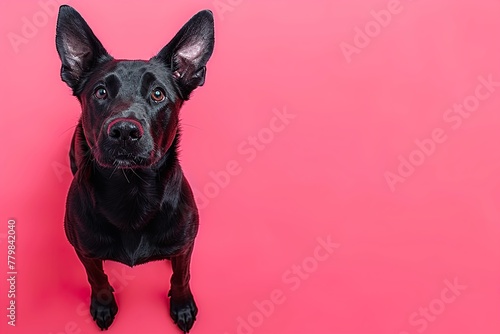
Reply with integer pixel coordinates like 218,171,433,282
56,5,111,91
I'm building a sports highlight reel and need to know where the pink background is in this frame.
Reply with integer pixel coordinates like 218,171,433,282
2,0,500,333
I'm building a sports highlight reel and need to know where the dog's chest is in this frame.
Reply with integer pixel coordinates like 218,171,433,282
71,168,190,266
95,175,161,231
119,231,145,263
88,213,185,266
101,227,180,266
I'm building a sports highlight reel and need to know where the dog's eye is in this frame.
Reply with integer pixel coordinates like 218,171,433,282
151,88,165,102
94,87,108,99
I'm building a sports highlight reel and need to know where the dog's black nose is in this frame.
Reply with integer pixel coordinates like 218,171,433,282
107,119,143,141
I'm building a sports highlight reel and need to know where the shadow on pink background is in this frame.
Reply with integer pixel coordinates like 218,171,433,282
2,0,500,333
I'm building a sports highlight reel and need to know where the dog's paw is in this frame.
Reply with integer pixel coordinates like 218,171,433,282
169,292,198,333
90,289,118,330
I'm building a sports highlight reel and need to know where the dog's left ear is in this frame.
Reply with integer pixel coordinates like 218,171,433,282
153,10,215,99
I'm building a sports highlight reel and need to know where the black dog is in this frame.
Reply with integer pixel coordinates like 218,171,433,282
55,5,214,332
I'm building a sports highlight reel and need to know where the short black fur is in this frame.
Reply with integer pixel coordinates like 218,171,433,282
56,5,214,333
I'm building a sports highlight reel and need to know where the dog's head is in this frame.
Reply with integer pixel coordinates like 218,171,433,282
55,5,214,169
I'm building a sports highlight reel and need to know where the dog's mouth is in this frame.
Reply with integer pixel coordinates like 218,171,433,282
94,149,153,169
115,153,135,160
114,154,139,166
111,153,150,169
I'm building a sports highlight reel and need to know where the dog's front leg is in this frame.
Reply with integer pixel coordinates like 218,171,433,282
76,251,118,330
168,244,198,333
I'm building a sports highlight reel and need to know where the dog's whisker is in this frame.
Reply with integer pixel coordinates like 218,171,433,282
121,169,130,183
109,164,119,179
129,168,149,185
59,124,78,136
181,123,202,130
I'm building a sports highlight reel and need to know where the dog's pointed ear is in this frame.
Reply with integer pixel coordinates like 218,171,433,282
153,10,215,99
55,5,111,91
